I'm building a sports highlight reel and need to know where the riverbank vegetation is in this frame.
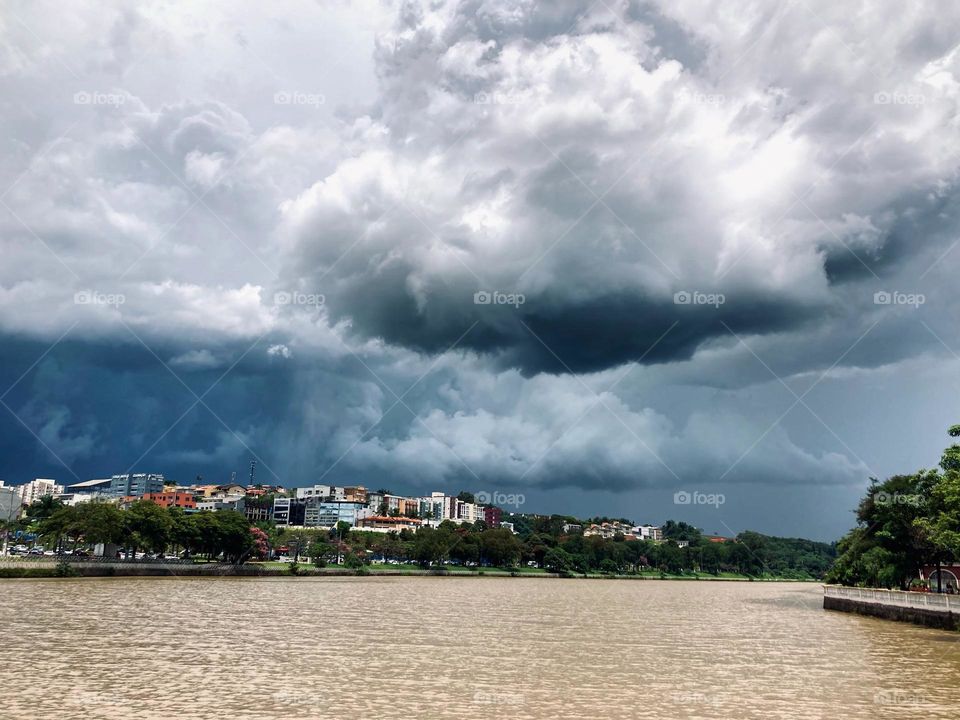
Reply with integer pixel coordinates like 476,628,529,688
0,495,836,579
827,425,960,589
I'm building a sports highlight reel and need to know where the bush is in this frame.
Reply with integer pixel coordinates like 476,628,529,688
54,560,78,578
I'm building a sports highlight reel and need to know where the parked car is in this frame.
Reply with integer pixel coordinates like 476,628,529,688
28,548,44,555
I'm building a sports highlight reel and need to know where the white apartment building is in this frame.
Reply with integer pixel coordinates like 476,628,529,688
633,525,663,542
17,478,59,505
296,484,338,500
457,501,483,524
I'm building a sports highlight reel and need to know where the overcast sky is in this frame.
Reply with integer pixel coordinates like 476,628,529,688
2,0,960,540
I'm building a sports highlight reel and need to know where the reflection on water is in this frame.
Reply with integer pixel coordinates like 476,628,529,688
1,577,959,719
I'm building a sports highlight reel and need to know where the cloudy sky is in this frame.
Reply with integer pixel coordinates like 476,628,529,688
2,0,960,540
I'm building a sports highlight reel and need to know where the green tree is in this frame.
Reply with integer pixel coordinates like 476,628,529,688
544,547,575,574
125,500,173,555
217,511,255,563
77,502,126,554
480,528,521,567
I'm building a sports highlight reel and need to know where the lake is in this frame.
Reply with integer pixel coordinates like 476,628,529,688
0,577,958,718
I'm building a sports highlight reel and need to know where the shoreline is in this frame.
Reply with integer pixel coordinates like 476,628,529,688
0,560,818,582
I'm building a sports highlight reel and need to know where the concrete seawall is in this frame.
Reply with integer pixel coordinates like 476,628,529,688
823,585,960,631
823,594,960,630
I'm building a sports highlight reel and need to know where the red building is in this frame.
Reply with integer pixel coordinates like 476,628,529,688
142,491,197,509
483,506,502,528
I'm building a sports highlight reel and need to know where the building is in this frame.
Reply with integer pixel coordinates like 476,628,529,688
356,515,422,533
303,501,369,528
56,493,110,507
633,525,663,542
584,521,634,539
215,484,246,497
142,492,197,509
195,497,245,513
0,486,20,523
483,506,502,528
273,497,306,527
244,503,271,523
920,565,960,592
109,473,164,498
16,478,59,505
65,478,112,495
457,501,483,524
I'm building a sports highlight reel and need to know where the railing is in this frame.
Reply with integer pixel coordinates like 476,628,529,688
824,584,958,612
0,555,195,565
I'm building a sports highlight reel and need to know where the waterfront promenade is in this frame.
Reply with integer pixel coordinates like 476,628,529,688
823,584,960,630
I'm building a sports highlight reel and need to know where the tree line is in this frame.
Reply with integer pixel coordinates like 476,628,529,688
21,498,256,563
273,516,834,577
9,493,836,577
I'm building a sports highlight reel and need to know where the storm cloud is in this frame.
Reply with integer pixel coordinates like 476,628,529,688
2,0,960,538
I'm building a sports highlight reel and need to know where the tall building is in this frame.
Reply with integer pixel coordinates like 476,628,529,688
483,506,502,528
16,478,58,505
273,497,306,527
109,473,165,498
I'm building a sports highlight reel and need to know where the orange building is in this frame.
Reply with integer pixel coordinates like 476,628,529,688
142,491,197,509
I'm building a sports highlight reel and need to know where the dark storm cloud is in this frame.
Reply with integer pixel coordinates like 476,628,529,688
4,0,960,539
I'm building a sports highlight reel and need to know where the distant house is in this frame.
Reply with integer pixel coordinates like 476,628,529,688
215,484,247,497
584,521,634,539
